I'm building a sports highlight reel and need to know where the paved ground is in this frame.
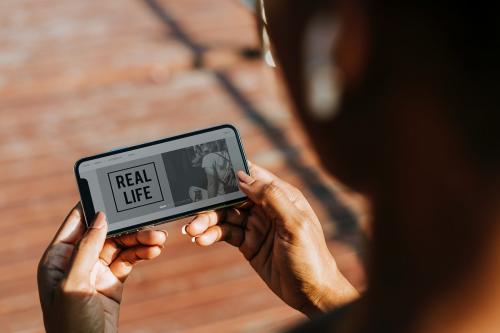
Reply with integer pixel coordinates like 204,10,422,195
0,1,368,332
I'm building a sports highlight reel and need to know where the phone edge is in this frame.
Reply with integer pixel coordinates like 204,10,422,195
74,123,250,235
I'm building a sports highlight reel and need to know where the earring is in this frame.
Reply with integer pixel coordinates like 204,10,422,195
303,13,342,121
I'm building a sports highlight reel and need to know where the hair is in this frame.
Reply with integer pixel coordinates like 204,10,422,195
374,2,499,167
265,0,499,167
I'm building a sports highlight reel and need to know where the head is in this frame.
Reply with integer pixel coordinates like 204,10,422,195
261,0,500,329
199,142,217,155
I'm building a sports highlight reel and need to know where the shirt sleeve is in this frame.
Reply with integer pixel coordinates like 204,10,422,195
202,153,216,169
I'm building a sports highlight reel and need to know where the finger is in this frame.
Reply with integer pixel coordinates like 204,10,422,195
237,171,300,227
100,229,167,266
109,245,163,282
249,163,293,190
234,199,254,211
185,211,225,236
224,207,249,227
247,207,271,236
247,218,276,264
184,208,248,237
248,163,309,209
37,243,75,298
67,212,108,279
39,203,85,302
40,204,84,276
51,203,86,246
248,162,275,183
115,229,168,248
194,224,244,247
99,239,121,266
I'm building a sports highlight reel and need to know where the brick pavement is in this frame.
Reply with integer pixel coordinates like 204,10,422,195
0,1,367,332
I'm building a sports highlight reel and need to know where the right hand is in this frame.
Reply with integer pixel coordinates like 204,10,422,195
183,163,359,317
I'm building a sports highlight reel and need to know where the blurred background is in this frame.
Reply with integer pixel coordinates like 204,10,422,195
0,0,368,332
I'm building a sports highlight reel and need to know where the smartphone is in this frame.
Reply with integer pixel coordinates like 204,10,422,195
74,124,249,236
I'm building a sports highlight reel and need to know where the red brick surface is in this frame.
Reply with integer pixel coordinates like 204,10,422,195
0,1,367,332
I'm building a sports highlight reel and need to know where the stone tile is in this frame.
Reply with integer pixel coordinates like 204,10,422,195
0,1,367,332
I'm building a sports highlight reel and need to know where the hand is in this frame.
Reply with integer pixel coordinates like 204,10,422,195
182,163,359,317
38,204,167,333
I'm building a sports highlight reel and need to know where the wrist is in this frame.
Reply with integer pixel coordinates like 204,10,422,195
303,263,360,318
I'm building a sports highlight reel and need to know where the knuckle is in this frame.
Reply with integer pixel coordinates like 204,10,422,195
285,211,309,235
293,187,306,200
208,211,218,225
126,251,142,265
261,181,282,200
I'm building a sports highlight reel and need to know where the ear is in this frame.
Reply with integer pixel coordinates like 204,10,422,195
301,0,370,120
334,0,370,91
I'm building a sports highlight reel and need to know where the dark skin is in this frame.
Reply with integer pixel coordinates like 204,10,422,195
262,1,500,332
39,164,360,332
185,162,359,316
38,205,167,332
39,0,500,332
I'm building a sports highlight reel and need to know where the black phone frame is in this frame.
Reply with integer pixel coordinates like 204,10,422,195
74,124,249,237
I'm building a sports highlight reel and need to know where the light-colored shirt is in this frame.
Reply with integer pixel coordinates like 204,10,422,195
202,151,230,195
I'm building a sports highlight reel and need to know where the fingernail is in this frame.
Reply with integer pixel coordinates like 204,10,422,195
181,224,188,235
92,212,107,229
237,171,254,184
247,160,252,166
191,236,197,243
161,230,168,238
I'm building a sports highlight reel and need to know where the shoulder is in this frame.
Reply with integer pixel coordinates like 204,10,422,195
202,153,218,167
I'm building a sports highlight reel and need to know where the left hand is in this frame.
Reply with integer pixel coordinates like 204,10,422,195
37,204,167,333
183,163,359,317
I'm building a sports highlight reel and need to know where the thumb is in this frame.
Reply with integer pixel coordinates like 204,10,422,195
237,171,299,227
67,212,108,282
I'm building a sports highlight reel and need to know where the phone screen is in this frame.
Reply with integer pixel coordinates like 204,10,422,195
75,125,248,235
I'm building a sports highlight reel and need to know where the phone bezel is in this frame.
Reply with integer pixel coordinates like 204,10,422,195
74,124,249,237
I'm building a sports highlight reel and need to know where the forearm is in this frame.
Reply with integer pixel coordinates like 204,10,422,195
207,179,217,198
205,169,217,198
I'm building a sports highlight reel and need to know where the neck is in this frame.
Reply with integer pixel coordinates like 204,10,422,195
416,198,500,333
364,94,500,333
